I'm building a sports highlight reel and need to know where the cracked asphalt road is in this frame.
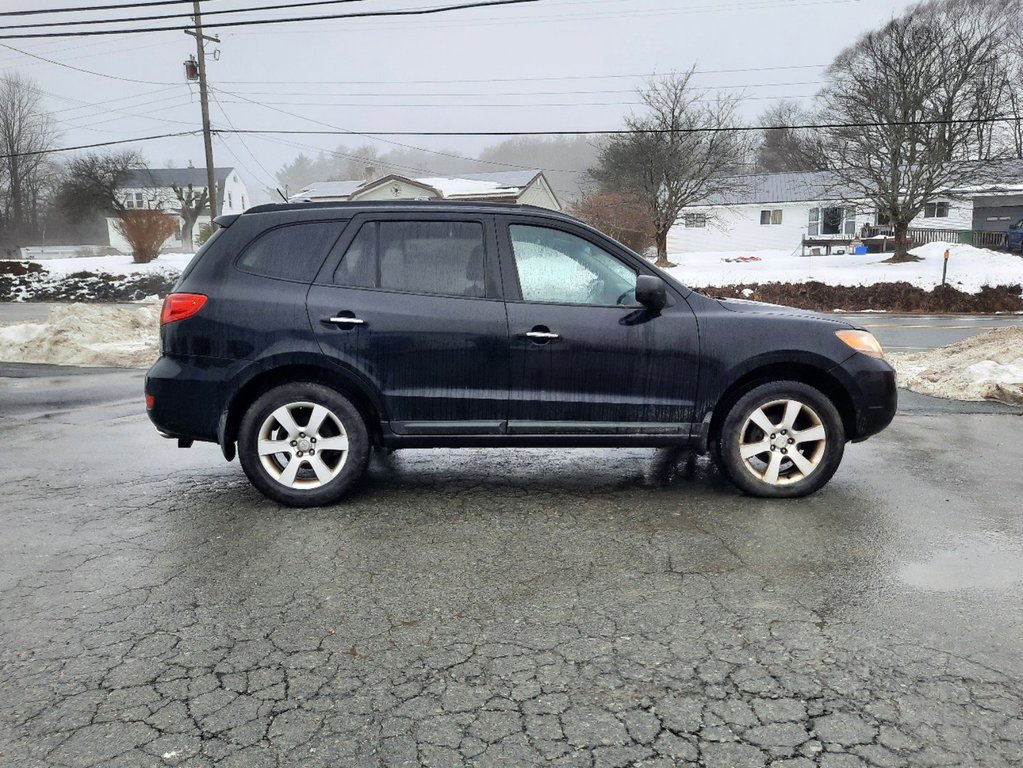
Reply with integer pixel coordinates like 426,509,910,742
1,367,1022,767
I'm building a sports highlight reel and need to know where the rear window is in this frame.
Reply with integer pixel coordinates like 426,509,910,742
237,222,340,282
176,226,226,284
332,220,486,298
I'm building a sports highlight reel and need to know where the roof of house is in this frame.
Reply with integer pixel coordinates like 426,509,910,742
292,170,543,201
121,167,235,189
292,179,365,199
694,160,1023,207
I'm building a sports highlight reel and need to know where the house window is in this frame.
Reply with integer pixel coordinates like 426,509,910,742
241,195,246,209
760,209,783,225
808,206,856,236
228,192,233,209
876,209,891,226
924,202,950,218
684,213,706,228
135,192,145,209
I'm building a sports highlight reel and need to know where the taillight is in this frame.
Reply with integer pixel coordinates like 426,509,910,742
145,394,155,410
161,293,207,324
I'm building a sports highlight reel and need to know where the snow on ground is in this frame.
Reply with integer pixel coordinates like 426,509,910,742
889,327,1023,404
663,242,1023,293
27,252,195,278
0,303,159,368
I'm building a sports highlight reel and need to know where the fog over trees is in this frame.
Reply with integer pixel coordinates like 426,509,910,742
273,136,599,204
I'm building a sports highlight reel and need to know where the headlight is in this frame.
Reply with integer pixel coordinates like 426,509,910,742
835,329,885,359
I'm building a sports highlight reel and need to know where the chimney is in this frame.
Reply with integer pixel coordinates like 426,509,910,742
364,165,376,183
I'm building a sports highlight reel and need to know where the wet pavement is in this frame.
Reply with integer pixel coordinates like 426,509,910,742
1,368,1022,767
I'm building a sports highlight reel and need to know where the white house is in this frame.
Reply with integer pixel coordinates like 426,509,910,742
107,167,250,253
290,170,561,211
669,161,1023,254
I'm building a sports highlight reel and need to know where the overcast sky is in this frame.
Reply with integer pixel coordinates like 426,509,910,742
2,0,920,201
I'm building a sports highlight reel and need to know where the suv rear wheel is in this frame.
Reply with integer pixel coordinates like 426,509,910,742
238,383,370,506
718,380,845,498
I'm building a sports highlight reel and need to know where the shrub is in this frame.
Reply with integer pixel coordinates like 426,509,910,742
113,209,178,264
196,222,213,247
571,190,655,254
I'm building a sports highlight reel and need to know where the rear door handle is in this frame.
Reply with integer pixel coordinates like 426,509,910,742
525,331,559,340
327,316,365,326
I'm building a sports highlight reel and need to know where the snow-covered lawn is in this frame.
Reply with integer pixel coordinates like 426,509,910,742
26,252,194,278
663,242,1023,294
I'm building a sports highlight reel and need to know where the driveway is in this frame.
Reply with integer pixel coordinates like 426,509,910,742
0,367,1021,767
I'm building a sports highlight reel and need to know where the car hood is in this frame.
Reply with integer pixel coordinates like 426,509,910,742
713,297,857,327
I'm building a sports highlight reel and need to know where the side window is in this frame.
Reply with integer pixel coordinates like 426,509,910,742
508,224,637,306
237,222,339,282
333,220,486,298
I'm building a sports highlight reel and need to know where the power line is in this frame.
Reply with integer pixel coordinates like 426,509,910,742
215,116,1023,137
209,89,279,189
218,81,823,98
0,0,200,17
0,131,200,159
2,0,369,31
215,64,827,86
0,0,541,39
0,41,178,84
215,94,814,108
234,0,856,35
11,116,1022,160
212,85,584,174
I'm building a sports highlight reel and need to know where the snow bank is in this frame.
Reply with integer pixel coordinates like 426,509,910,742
664,242,1023,294
889,327,1023,404
0,303,160,368
25,252,194,278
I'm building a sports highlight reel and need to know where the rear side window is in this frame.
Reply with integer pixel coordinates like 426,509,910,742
237,222,340,282
333,220,486,298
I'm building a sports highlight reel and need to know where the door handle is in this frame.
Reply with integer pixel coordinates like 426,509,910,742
525,331,559,340
327,316,365,326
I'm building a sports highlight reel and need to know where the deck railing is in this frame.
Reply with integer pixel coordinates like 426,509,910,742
860,225,1010,250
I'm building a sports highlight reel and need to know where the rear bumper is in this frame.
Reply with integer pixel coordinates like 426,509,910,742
829,353,898,441
145,355,243,443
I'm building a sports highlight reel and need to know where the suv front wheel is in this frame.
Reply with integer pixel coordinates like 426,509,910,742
238,382,370,507
718,380,845,498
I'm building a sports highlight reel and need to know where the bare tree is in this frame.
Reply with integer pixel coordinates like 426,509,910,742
171,182,208,251
590,70,753,266
0,72,57,243
56,150,146,221
756,100,822,173
1001,12,1023,158
810,0,1015,262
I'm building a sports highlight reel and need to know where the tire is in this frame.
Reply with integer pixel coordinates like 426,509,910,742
238,382,370,507
717,380,845,498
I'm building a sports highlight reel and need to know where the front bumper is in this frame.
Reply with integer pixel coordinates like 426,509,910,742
829,353,898,441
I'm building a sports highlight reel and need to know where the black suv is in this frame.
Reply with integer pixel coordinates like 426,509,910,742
146,201,896,506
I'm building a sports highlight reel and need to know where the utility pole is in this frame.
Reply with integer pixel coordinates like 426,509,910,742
186,1,219,223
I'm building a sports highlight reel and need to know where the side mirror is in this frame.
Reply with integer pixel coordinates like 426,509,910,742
635,275,667,311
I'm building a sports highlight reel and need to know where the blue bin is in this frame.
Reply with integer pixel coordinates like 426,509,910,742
854,245,868,255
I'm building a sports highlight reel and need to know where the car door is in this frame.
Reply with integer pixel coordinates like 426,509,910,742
1010,218,1023,251
497,217,700,433
307,212,509,435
